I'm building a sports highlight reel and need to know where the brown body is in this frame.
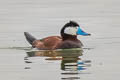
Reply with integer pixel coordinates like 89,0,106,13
32,36,62,50
32,36,83,50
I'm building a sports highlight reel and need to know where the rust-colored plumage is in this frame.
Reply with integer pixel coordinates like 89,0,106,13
32,36,62,50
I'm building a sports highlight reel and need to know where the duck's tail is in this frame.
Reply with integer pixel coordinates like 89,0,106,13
24,32,37,45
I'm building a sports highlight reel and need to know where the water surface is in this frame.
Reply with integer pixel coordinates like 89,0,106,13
0,0,120,80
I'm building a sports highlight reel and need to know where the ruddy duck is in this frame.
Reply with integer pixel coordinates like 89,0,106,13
24,21,90,50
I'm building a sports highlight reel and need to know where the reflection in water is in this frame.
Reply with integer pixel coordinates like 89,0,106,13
24,67,31,69
25,48,91,80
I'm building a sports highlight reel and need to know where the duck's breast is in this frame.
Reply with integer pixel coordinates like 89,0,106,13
58,40,83,49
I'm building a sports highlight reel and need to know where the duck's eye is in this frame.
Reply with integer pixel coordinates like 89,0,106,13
75,27,78,29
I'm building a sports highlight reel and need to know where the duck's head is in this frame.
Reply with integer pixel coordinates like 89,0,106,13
61,21,91,40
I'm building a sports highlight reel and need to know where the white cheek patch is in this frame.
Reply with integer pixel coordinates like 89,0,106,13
64,27,78,35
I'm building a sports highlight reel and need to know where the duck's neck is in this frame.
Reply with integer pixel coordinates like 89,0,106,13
61,34,78,41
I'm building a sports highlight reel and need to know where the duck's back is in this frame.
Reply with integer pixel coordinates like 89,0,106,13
32,36,62,50
32,36,83,50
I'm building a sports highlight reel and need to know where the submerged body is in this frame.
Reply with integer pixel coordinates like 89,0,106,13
24,21,90,50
